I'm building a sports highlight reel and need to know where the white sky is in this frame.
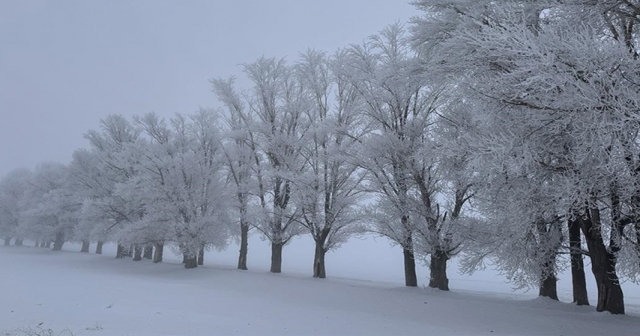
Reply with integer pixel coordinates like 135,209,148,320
0,0,418,177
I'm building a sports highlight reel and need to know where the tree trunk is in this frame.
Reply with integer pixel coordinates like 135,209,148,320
39,240,46,248
579,210,625,314
34,240,40,247
428,249,449,290
184,254,198,269
116,243,127,258
237,222,249,270
403,247,418,287
153,242,164,263
133,245,142,261
14,238,23,246
568,218,589,305
539,272,559,300
270,242,284,273
143,245,153,259
197,245,205,266
45,241,51,248
52,232,64,251
636,219,640,267
80,240,90,253
95,241,103,254
3,237,11,246
588,245,624,314
535,220,561,301
313,241,327,278
127,244,134,257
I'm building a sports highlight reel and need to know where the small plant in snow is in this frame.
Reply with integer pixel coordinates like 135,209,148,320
2,325,73,336
84,323,103,331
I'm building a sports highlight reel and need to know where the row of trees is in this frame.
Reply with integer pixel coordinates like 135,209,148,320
2,0,640,314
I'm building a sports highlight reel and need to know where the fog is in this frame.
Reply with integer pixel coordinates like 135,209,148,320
0,0,417,177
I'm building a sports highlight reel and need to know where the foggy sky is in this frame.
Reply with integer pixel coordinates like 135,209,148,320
0,0,417,177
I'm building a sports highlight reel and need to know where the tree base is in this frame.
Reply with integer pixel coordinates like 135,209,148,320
184,257,198,269
428,250,449,291
403,248,418,287
270,243,283,273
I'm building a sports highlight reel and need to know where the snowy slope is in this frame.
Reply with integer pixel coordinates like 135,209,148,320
2,239,640,336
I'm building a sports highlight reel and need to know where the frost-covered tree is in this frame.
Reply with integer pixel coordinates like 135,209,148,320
124,110,231,269
414,99,475,291
83,114,142,258
412,0,640,313
19,162,77,251
237,57,308,273
342,24,425,287
68,148,113,254
212,77,255,271
294,49,368,278
342,24,470,288
0,169,32,246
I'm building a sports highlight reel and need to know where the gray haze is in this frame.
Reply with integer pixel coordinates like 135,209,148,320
0,0,417,177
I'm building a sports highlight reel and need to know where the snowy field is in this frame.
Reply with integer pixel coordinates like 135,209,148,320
2,235,640,336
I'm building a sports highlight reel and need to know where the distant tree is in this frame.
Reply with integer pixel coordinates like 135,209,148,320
19,162,77,251
68,149,111,254
123,110,231,269
0,169,32,246
83,114,141,258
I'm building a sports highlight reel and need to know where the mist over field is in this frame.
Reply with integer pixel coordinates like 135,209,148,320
3,236,640,335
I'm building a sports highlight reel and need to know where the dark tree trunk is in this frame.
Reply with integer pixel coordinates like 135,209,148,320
133,245,143,261
568,218,589,305
313,228,331,278
153,242,163,263
313,241,327,278
579,210,625,314
116,243,127,258
3,237,11,246
536,220,561,301
428,249,449,290
403,247,418,287
45,241,51,248
52,233,64,251
270,242,284,273
80,240,90,253
34,240,40,247
39,240,46,248
127,244,134,257
636,220,640,267
400,218,418,287
539,272,559,300
143,245,153,259
182,254,188,264
237,222,249,270
197,245,205,266
184,254,198,269
95,241,103,254
14,238,23,246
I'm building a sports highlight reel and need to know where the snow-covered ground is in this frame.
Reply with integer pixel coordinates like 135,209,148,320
2,235,640,335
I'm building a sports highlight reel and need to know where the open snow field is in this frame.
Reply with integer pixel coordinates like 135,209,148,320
2,236,640,336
